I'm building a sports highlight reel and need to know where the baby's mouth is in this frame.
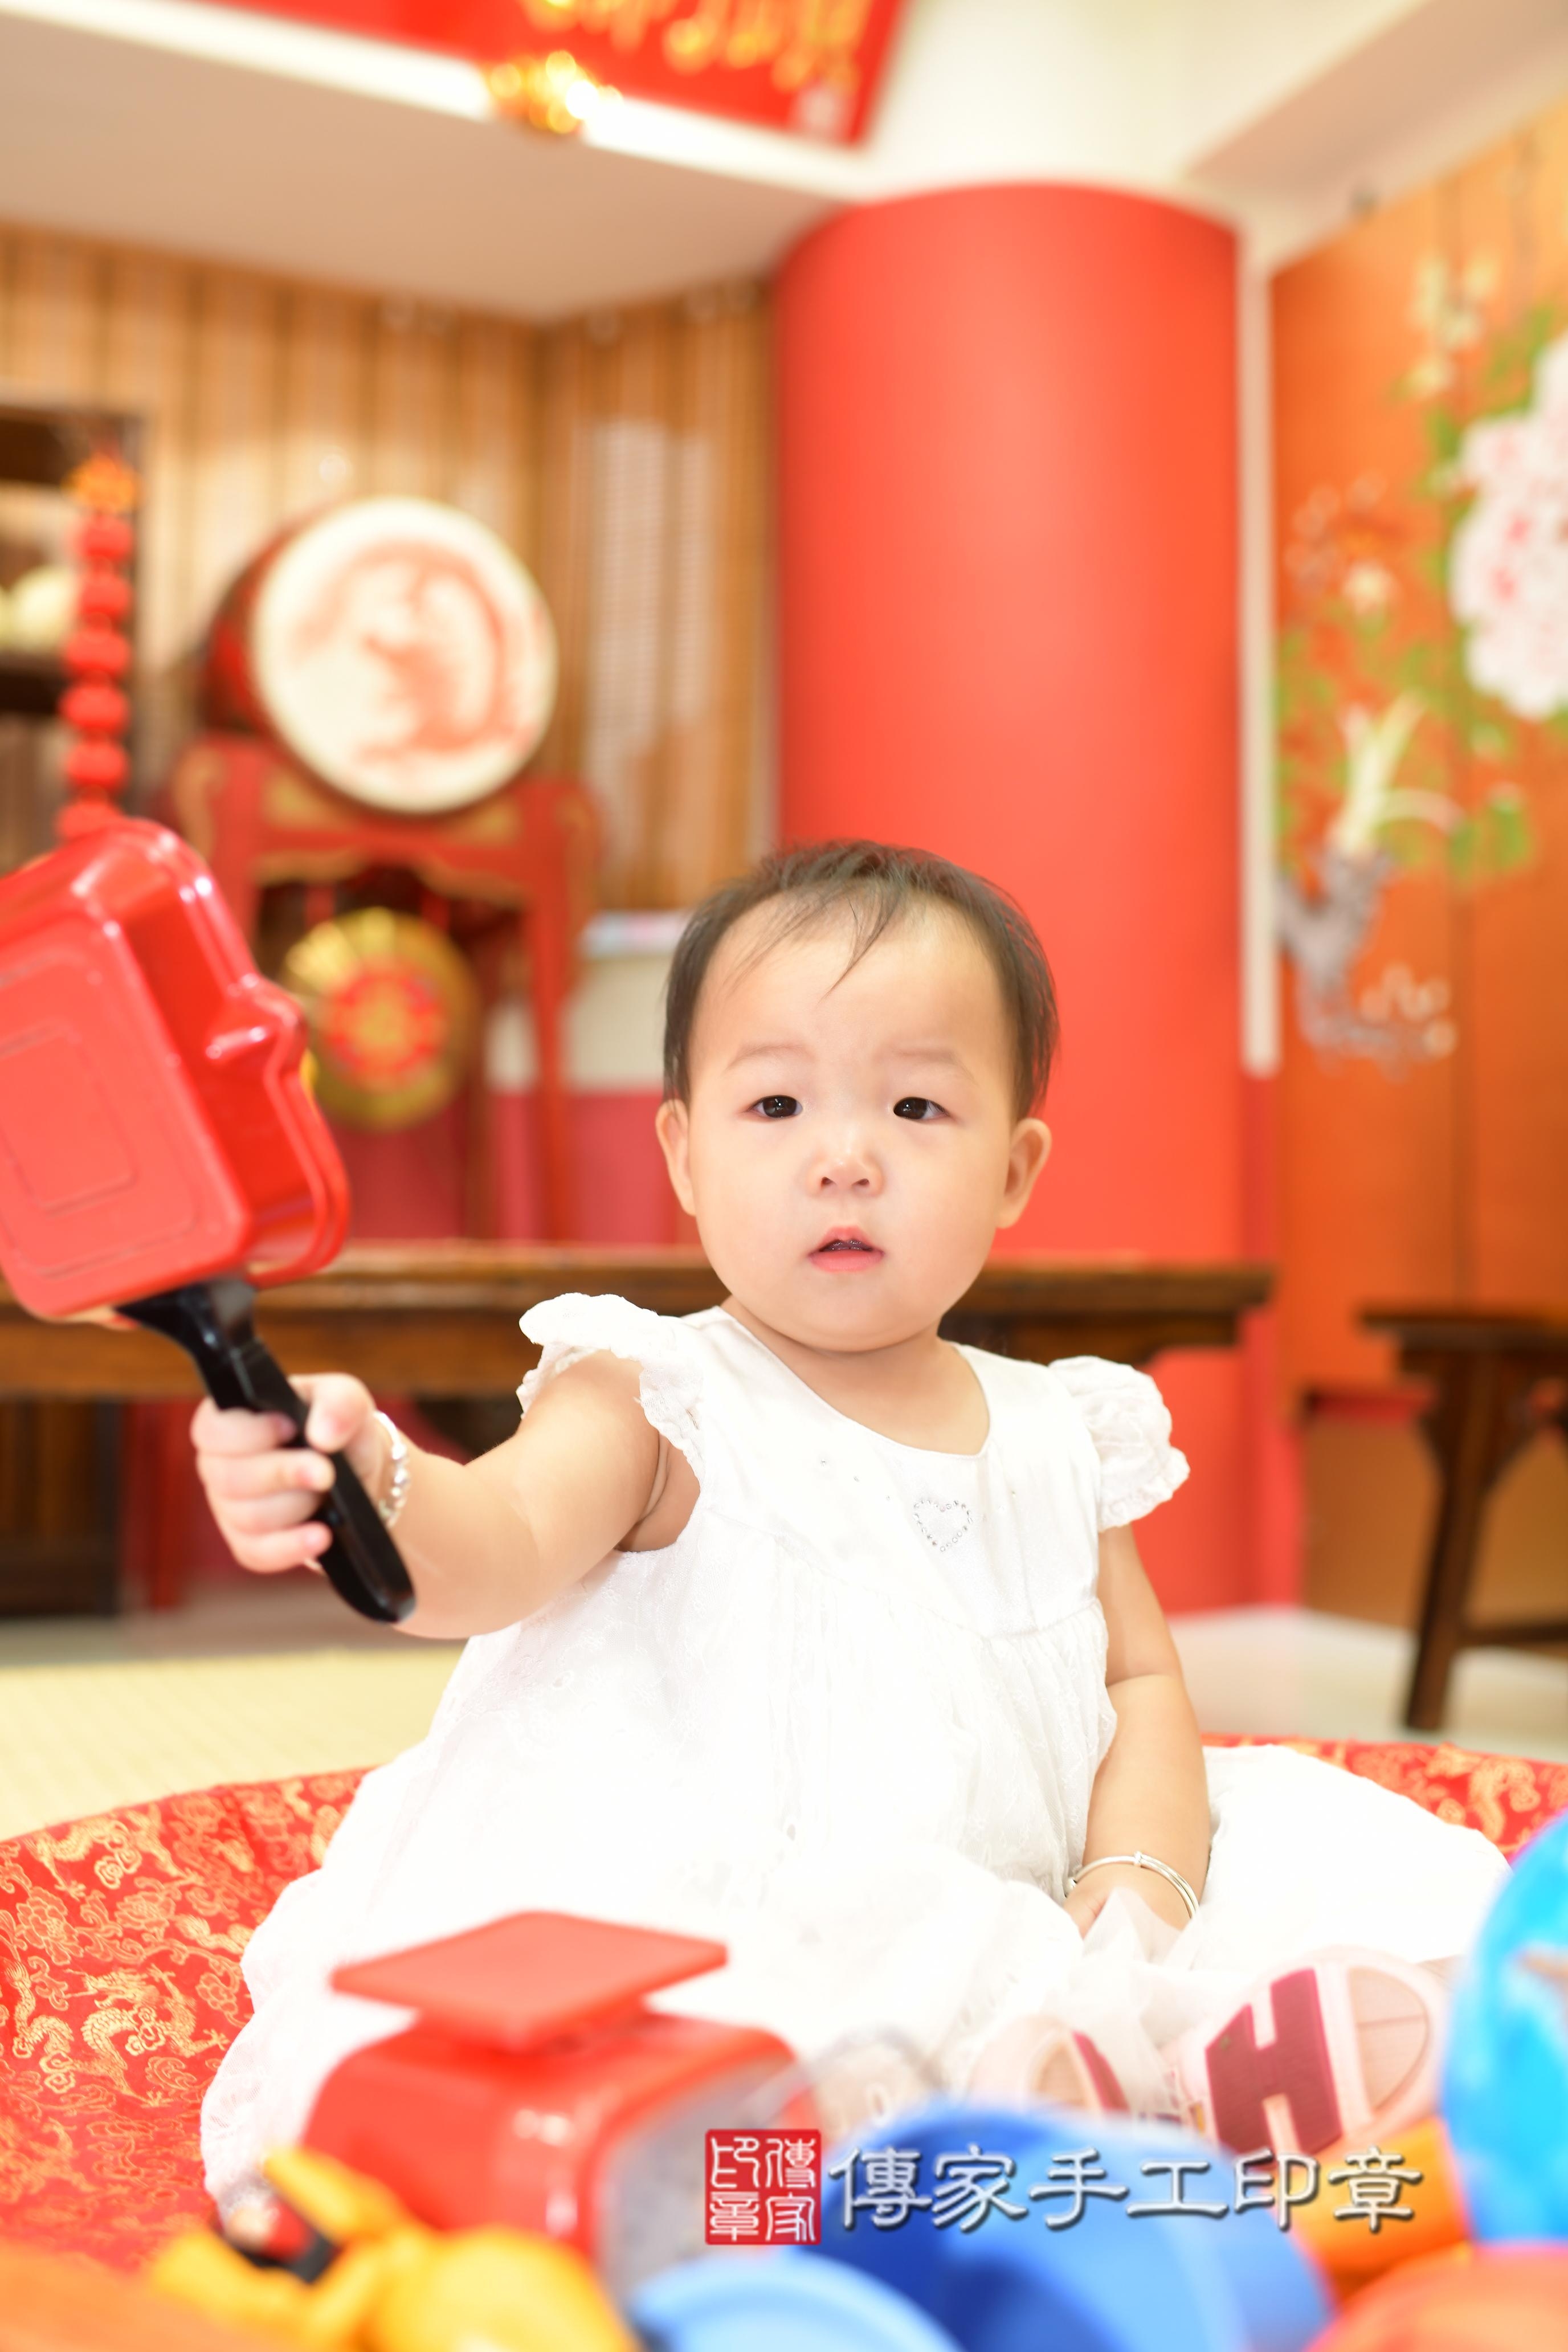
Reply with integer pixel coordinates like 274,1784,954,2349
809,1230,884,1269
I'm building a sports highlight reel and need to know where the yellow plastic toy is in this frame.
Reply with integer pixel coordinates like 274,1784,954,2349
1283,2115,1469,2295
367,2228,639,2352
148,2147,634,2352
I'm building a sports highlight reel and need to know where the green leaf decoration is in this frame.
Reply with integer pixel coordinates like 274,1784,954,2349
1447,816,1479,883
1482,788,1533,873
1424,407,1461,462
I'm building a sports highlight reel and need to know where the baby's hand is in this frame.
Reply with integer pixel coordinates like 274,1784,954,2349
191,1375,385,1574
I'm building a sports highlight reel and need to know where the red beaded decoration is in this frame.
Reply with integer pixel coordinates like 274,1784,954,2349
58,460,139,839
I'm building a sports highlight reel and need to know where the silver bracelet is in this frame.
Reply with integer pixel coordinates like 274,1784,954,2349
1069,1850,1199,1921
372,1410,410,1530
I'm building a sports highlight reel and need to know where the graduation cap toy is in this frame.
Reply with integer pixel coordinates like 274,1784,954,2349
0,817,412,1623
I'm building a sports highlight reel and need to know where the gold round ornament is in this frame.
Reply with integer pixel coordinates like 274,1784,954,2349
283,909,479,1130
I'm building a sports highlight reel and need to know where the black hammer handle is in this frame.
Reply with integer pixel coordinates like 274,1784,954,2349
119,1277,415,1624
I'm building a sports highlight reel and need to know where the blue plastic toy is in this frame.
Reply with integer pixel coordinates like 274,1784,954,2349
1444,1805,1568,2243
630,2249,963,2350
806,2102,1332,2352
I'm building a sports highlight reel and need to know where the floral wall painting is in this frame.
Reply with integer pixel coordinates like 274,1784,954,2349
1273,97,1568,1394
1451,329,1568,721
1278,289,1554,1076
1277,690,1467,1069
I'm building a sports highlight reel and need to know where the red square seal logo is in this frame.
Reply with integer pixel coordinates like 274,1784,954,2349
705,2129,822,2244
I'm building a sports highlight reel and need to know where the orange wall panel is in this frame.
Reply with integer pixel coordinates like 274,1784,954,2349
1272,97,1568,1394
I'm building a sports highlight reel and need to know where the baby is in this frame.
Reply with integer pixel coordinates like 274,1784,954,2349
195,841,1507,2200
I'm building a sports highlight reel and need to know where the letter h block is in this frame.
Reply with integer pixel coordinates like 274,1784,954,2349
1199,1971,1340,2154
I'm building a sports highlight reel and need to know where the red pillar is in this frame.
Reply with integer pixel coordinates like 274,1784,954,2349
777,186,1248,1610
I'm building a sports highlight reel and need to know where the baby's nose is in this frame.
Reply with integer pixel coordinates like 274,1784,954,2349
814,1138,880,1189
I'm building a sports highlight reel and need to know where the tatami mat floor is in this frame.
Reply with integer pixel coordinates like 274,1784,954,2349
0,1582,1563,1844
0,1579,461,1841
1173,1606,1568,1763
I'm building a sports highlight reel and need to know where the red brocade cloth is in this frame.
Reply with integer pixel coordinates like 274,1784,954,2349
2,1739,1566,2269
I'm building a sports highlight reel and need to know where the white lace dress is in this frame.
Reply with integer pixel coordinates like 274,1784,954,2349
202,1297,1509,2202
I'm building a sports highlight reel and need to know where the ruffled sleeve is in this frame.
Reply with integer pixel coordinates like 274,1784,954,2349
1049,1356,1189,1529
517,1293,703,1479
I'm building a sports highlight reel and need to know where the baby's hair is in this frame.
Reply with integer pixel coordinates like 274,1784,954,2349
663,839,1059,1117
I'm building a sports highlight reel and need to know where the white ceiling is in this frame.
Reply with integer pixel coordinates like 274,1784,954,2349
1184,0,1568,266
0,6,838,317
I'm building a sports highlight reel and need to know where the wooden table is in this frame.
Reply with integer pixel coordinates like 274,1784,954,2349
1362,1305,1568,1730
0,1247,1268,1612
0,1245,1272,1399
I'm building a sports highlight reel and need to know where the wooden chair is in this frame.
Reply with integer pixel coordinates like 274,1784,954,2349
1363,1306,1568,1730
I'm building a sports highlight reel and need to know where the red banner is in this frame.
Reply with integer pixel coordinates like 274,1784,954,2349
209,1,909,141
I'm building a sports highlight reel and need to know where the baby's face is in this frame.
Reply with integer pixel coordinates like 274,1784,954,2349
656,904,1051,1353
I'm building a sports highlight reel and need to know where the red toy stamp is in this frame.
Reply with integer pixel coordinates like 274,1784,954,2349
705,2130,822,2245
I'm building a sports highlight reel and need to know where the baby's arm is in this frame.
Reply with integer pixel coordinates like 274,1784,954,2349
191,1351,696,1640
1065,1524,1211,1936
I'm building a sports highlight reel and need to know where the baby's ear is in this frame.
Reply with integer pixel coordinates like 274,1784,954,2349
655,1097,697,1216
996,1118,1051,1228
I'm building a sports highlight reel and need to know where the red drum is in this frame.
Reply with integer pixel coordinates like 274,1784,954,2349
202,497,558,816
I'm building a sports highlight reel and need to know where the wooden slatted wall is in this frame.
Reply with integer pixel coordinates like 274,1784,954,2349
0,224,771,908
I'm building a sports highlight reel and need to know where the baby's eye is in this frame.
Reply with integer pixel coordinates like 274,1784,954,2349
893,1096,944,1121
752,1095,802,1120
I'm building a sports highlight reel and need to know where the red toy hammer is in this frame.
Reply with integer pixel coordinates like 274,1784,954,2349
0,818,411,1622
